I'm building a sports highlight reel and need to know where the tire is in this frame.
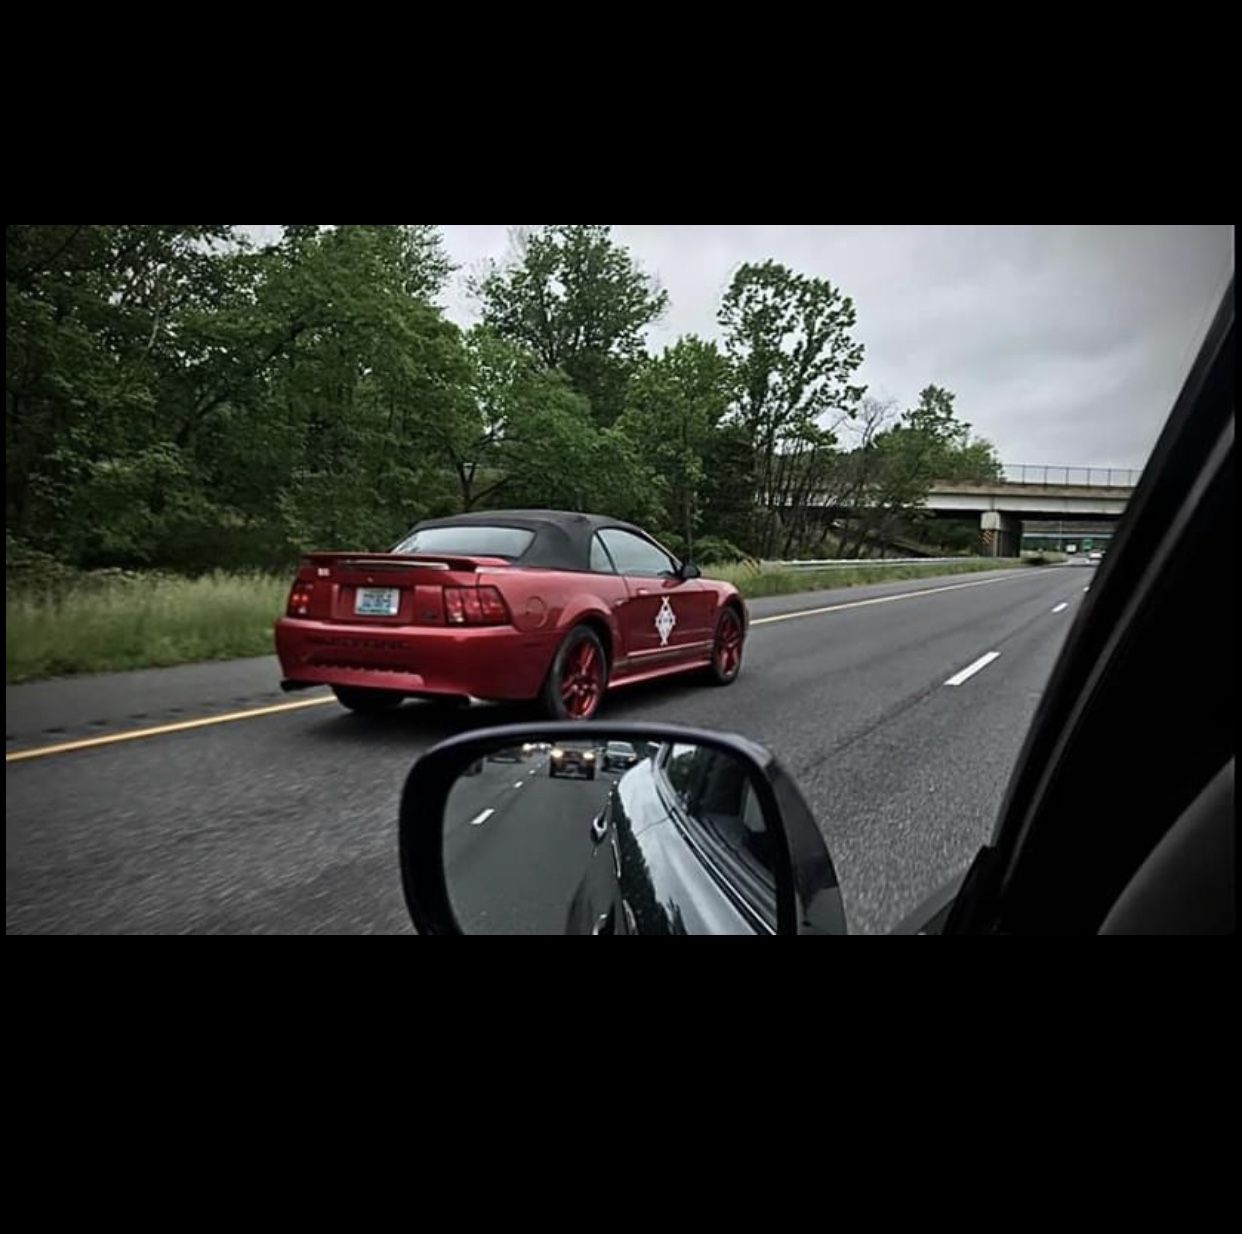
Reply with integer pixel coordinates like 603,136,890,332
332,685,404,713
704,606,744,686
539,626,607,720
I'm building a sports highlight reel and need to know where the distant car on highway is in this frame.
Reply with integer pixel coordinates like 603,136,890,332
549,744,597,780
1088,550,1104,562
603,741,640,772
274,510,747,721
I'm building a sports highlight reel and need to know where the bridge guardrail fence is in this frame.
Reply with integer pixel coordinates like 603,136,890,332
1000,464,1140,487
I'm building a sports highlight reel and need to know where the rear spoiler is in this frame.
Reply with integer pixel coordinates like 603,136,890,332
299,551,508,572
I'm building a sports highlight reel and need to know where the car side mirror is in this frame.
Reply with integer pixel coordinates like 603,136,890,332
678,560,702,580
398,723,846,935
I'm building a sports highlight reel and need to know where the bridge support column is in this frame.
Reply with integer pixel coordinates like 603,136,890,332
981,511,1023,557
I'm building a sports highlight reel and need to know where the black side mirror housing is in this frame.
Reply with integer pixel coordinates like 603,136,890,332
398,722,847,935
679,560,702,580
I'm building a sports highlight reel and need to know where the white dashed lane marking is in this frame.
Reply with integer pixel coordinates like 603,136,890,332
944,651,1001,687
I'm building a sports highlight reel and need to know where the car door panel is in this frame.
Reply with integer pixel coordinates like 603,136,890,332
596,528,710,666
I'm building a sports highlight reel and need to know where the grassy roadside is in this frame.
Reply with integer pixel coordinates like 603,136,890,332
7,557,1031,683
6,572,289,683
708,556,1023,598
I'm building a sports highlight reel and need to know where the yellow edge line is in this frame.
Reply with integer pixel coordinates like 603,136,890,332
6,695,335,763
749,570,1028,628
7,570,1034,764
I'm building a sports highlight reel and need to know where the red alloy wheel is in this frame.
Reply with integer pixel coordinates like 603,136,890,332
714,609,743,679
561,637,604,718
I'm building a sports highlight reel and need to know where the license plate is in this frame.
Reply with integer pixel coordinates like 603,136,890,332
355,587,400,616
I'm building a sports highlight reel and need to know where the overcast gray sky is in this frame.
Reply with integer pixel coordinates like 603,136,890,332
246,225,1234,468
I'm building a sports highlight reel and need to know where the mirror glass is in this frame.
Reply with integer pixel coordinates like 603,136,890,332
442,733,781,934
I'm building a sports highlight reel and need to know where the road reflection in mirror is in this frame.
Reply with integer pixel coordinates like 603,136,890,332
443,734,780,935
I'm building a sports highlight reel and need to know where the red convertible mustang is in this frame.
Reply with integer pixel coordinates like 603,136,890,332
274,510,748,721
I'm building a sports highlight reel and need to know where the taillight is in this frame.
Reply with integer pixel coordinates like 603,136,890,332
444,587,464,624
287,580,315,617
478,587,509,623
443,585,510,626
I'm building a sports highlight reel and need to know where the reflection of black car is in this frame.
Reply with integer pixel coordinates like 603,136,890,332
549,745,596,780
602,741,639,772
488,749,523,763
567,743,777,934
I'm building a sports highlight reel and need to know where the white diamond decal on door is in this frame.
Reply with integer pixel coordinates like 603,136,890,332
655,597,676,646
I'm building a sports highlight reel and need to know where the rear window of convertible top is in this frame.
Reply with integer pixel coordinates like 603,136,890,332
392,526,536,559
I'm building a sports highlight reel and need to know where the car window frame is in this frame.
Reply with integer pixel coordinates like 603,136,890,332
654,744,778,932
597,527,679,579
589,532,620,575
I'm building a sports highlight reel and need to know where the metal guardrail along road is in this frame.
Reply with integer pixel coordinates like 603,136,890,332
763,557,988,571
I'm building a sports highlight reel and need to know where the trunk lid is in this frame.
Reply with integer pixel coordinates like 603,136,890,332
291,552,510,625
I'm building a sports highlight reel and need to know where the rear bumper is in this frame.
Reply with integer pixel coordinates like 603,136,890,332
274,617,558,701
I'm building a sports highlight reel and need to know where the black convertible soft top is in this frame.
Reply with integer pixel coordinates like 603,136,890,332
403,509,659,572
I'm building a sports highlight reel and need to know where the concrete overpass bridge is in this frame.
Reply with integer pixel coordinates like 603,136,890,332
806,464,1138,557
928,464,1137,555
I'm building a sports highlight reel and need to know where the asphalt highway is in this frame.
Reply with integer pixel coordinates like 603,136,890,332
6,564,1093,934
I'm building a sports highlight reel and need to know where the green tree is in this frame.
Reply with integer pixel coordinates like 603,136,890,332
256,226,468,553
700,422,761,555
440,326,596,510
838,385,1003,557
616,335,733,554
885,385,1002,488
717,261,866,556
6,225,467,568
6,224,263,564
471,225,668,425
426,326,660,524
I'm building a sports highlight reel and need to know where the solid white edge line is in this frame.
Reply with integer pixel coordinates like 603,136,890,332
468,808,495,827
1051,602,1069,613
944,651,1001,687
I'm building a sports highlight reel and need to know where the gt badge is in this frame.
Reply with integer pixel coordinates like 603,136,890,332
655,597,676,646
